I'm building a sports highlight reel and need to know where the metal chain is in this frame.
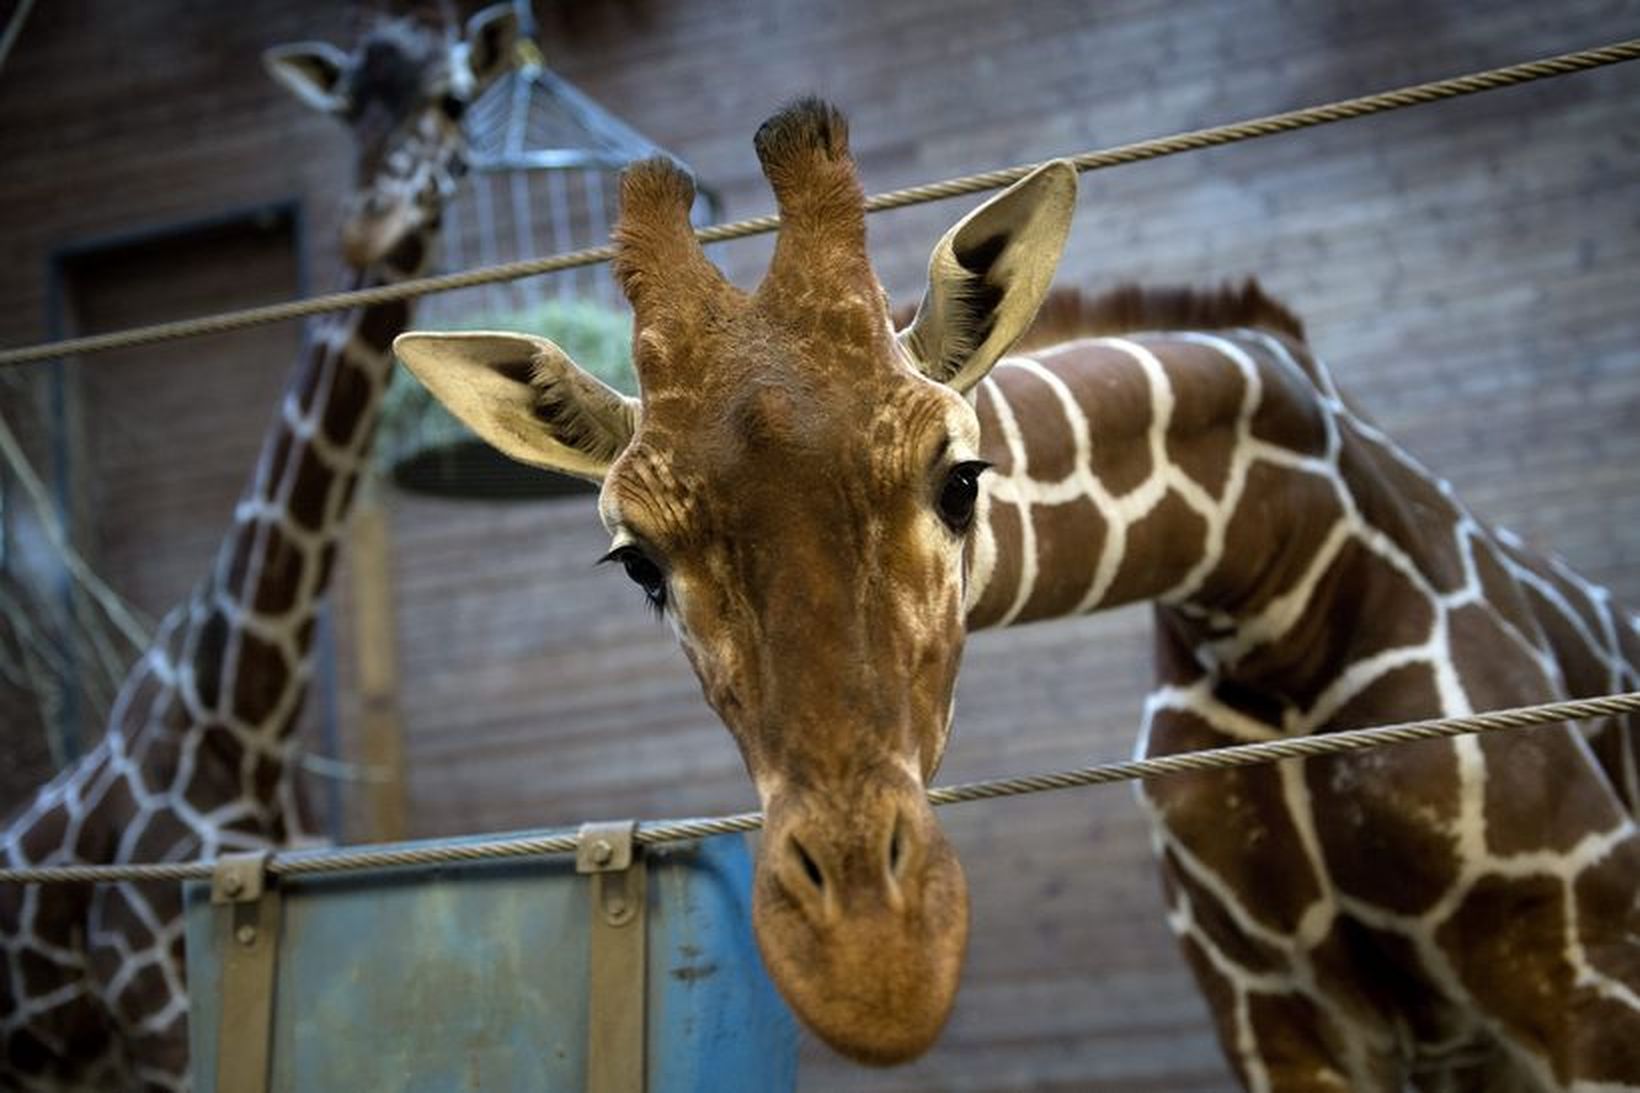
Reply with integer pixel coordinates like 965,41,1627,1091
3,690,1636,885
2,37,1636,368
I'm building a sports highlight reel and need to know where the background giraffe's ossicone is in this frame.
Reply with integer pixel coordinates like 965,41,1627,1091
396,100,1079,1064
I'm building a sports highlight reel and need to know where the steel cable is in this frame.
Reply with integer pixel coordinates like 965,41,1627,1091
1,38,1636,368
3,690,1635,884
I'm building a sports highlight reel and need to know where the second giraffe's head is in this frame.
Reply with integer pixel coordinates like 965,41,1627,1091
396,100,1076,1064
264,5,518,273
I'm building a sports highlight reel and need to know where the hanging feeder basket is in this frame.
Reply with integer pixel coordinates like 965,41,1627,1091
382,26,715,501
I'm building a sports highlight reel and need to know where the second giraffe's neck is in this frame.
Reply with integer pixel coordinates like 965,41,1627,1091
964,328,1462,714
187,243,426,740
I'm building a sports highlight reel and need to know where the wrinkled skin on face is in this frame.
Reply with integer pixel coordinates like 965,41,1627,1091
263,6,517,272
394,99,1077,1064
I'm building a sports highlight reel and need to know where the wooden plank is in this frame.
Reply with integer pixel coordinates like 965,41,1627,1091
347,498,408,842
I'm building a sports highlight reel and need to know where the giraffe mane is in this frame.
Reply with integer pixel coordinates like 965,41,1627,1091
1011,280,1306,351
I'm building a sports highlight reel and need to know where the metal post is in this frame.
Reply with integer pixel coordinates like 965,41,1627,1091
577,821,647,1093
210,850,282,1093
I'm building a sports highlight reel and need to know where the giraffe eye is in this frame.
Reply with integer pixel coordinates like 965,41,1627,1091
600,545,667,612
937,461,990,533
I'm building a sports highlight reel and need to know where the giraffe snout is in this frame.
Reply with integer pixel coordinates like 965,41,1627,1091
752,784,969,1065
772,798,917,923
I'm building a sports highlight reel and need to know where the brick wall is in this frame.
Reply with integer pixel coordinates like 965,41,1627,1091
2,1,1637,1088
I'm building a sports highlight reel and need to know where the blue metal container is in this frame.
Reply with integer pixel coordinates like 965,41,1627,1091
184,831,797,1092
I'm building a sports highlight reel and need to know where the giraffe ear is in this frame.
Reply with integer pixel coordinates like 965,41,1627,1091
462,4,520,88
393,331,638,483
898,160,1078,393
263,42,351,115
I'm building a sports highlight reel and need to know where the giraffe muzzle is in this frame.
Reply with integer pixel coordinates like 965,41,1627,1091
751,784,969,1065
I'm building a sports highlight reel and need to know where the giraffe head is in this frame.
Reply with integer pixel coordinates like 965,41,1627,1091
395,100,1076,1063
263,5,518,272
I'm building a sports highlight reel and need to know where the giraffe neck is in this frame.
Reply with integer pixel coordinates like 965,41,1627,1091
186,248,420,745
0,236,436,1093
964,328,1484,722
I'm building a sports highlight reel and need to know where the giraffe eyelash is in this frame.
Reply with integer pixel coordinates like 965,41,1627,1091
599,544,668,615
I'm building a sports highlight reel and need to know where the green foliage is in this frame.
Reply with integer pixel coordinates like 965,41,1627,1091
379,297,635,472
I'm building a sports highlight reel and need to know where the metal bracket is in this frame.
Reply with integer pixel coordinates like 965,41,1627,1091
577,821,647,1093
210,849,269,905
210,850,281,1093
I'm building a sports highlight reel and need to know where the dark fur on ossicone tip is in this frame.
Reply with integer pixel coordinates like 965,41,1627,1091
616,155,698,223
612,156,718,313
753,96,852,170
753,98,867,260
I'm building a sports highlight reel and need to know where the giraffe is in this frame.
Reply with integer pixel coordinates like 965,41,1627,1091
394,99,1640,1087
0,8,516,1090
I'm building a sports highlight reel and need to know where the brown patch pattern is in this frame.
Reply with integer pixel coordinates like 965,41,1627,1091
1435,873,1573,1074
231,630,293,725
1446,603,1556,707
1479,724,1626,859
1146,708,1324,933
1307,664,1461,915
1207,462,1345,619
1108,491,1209,606
1337,426,1466,595
1018,496,1104,622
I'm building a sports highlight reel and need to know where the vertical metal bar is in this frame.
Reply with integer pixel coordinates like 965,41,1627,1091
510,170,539,311
578,822,647,1093
442,193,465,277
506,69,541,312
545,169,573,303
211,852,281,1093
472,172,502,315
438,198,471,327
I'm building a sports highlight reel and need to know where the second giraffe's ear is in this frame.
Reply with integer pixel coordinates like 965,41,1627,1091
393,331,638,483
263,41,351,115
463,4,520,87
898,160,1078,393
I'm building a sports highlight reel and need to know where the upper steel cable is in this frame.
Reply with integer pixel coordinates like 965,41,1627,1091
0,37,1635,368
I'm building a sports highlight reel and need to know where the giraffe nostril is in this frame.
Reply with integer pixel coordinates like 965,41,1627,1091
790,836,825,894
888,816,905,877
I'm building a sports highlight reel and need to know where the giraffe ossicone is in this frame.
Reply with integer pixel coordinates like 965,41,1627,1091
1,7,516,1090
399,100,1640,1087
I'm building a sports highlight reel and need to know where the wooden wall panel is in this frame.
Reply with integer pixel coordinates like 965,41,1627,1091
64,215,303,617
